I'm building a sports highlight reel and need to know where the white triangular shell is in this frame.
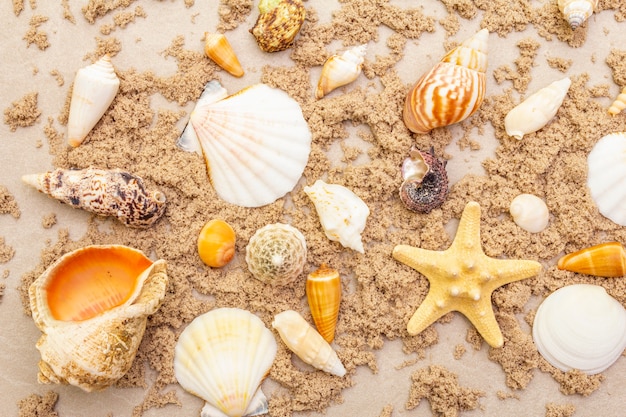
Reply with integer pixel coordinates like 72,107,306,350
174,308,277,417
587,132,626,226
532,284,626,374
177,81,312,207
67,55,120,147
509,194,549,233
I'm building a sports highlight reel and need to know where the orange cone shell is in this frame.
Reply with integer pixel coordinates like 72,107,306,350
306,263,341,343
557,242,626,277
204,33,244,77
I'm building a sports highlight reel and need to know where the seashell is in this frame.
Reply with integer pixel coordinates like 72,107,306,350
174,308,277,417
28,245,168,391
403,28,489,134
315,44,367,99
306,264,341,343
197,219,236,268
504,77,571,140
250,0,305,53
532,284,626,374
587,132,626,226
272,309,346,377
509,193,550,233
608,86,626,116
177,80,312,208
22,167,166,229
245,223,307,286
557,242,626,277
558,0,598,30
399,146,448,213
204,33,244,77
67,55,120,147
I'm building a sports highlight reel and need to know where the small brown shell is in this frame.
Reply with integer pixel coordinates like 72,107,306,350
399,147,448,213
250,0,305,53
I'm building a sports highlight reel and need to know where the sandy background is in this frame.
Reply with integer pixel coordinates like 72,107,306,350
2,0,626,416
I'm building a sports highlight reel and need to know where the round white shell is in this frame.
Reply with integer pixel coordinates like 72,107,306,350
304,180,370,253
587,132,626,226
532,284,626,375
174,308,277,417
177,81,312,208
509,193,549,233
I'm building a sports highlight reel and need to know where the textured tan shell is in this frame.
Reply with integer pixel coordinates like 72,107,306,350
608,86,626,116
250,0,305,52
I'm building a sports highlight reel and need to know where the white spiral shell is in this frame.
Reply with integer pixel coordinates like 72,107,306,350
509,194,549,233
557,0,598,30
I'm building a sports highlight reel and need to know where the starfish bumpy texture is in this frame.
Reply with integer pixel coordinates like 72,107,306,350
392,201,542,348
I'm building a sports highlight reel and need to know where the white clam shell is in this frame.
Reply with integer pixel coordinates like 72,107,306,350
504,77,571,140
272,309,346,377
177,80,312,208
587,132,626,226
532,284,626,375
304,180,370,253
509,193,549,233
174,308,277,417
67,55,120,147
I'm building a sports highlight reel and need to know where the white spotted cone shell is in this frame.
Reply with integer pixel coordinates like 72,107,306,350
558,0,598,30
608,86,626,116
67,55,120,147
315,44,367,99
509,193,550,233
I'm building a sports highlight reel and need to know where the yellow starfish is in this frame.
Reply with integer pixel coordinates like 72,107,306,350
392,201,542,348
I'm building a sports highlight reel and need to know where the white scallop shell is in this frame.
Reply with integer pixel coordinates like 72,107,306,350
303,180,370,253
509,193,549,233
67,55,120,147
587,132,626,226
504,77,571,140
174,308,277,417
177,81,312,208
558,0,598,30
532,284,626,375
272,309,346,377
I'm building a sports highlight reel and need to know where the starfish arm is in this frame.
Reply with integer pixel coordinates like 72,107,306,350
458,300,504,348
482,258,542,289
448,201,482,252
407,291,453,336
392,245,449,279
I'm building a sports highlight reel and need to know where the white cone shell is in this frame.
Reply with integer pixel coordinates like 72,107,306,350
504,77,571,140
177,81,312,207
174,308,277,417
304,180,370,253
67,55,120,147
532,284,626,374
509,194,549,233
587,132,626,226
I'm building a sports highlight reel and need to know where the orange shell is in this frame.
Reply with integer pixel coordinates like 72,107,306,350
557,242,626,277
204,33,244,77
306,263,341,343
197,219,236,268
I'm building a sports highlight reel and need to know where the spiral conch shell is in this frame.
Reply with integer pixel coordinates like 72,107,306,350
174,308,277,417
306,264,341,343
403,28,488,134
608,86,626,116
504,77,571,140
399,147,448,213
250,0,305,52
28,245,168,392
557,242,626,277
272,310,346,377
558,0,598,30
316,44,367,99
532,284,626,375
22,167,167,228
67,55,120,147
509,194,550,233
304,180,370,253
204,33,244,77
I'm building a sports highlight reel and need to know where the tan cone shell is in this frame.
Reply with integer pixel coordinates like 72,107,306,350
306,264,341,343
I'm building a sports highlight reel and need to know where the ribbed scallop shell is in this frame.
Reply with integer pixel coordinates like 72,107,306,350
204,33,244,77
504,77,571,140
403,29,488,134
272,309,346,377
245,223,307,286
558,0,598,30
174,308,277,417
509,194,549,233
177,81,312,208
587,132,626,226
557,242,626,277
306,264,341,343
29,245,168,392
250,0,305,52
67,55,120,147
608,86,626,116
303,180,369,253
532,284,626,374
315,44,367,99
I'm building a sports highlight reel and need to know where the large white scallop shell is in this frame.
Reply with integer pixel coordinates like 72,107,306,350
532,284,626,375
67,55,120,147
174,308,277,417
509,193,549,233
587,132,626,226
177,80,312,207
504,77,571,140
303,180,370,253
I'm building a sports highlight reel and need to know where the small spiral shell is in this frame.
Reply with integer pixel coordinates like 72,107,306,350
315,44,367,99
608,86,626,116
557,0,598,30
509,194,549,233
250,0,305,53
399,147,448,213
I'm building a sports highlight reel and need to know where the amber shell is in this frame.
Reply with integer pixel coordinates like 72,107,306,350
204,33,244,77
557,242,626,277
306,264,341,343
197,219,236,268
